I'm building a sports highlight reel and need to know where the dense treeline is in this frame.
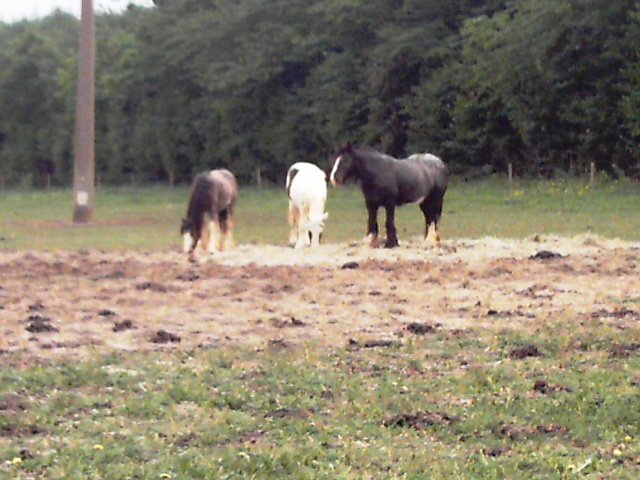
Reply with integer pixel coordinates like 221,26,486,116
0,0,638,187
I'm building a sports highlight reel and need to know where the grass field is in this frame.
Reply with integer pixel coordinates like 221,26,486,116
1,177,639,479
0,176,638,251
2,320,639,479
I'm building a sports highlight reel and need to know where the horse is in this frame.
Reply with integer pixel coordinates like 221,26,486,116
180,169,238,261
286,162,329,248
329,143,449,248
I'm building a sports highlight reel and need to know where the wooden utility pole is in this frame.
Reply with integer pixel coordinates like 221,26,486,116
72,0,95,223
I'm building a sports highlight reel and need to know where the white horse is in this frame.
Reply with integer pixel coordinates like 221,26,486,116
286,162,329,248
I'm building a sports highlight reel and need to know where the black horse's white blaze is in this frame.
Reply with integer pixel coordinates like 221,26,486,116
330,143,449,249
329,155,344,187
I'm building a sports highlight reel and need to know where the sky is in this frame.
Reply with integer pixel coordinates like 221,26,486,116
0,0,154,24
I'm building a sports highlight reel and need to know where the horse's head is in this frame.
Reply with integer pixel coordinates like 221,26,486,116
330,143,358,187
304,212,329,248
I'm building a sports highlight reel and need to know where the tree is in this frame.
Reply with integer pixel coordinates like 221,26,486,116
621,6,640,172
1,0,639,186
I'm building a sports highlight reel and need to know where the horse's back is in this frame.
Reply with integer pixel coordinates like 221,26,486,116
209,168,237,189
188,169,237,216
209,169,238,205
406,153,449,190
287,162,326,181
286,162,327,200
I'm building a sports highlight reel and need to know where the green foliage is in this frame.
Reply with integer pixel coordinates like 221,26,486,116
455,0,637,175
0,0,639,187
621,7,640,164
0,14,77,186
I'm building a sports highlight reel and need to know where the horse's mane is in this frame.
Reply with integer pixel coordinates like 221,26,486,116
353,145,398,163
186,173,213,218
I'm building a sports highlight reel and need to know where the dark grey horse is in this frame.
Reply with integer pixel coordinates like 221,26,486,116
181,169,238,261
329,143,449,248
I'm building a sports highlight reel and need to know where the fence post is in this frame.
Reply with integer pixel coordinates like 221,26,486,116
590,162,595,184
256,167,262,189
508,163,513,187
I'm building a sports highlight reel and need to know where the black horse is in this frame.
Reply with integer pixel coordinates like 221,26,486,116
181,169,238,261
329,143,449,248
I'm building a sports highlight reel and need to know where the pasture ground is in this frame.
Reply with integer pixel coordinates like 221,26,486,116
1,235,638,357
1,234,639,478
1,179,639,478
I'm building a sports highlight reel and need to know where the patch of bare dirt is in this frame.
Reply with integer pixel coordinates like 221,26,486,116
0,235,638,363
150,329,182,344
532,379,572,394
406,322,438,335
383,411,460,430
265,408,315,420
0,423,49,438
509,344,542,359
495,423,569,440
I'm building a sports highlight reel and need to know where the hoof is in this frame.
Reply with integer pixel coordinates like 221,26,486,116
364,234,379,248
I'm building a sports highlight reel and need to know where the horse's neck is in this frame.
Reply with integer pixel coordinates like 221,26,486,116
356,151,392,181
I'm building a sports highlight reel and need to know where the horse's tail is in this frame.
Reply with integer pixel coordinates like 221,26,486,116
286,167,300,197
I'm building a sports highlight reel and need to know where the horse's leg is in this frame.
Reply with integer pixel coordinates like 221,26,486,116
211,213,224,252
426,222,437,245
420,196,443,247
200,221,211,253
225,212,235,250
365,202,379,248
188,215,205,262
384,206,399,248
205,214,219,254
218,210,233,251
188,237,199,262
288,203,299,247
189,230,201,262
295,203,310,249
429,194,445,244
420,202,436,246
